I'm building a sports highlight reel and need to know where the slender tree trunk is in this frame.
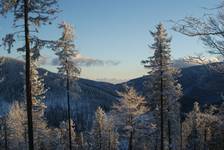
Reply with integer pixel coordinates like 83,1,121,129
66,64,72,150
180,120,182,150
204,128,207,150
168,119,171,150
24,0,34,149
128,130,133,150
4,118,8,150
108,130,111,150
80,132,84,150
160,47,164,150
222,132,224,150
99,127,102,150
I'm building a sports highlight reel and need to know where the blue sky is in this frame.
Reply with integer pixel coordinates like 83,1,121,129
0,0,218,83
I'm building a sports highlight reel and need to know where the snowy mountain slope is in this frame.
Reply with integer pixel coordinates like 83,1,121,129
0,57,120,129
0,57,224,128
118,64,224,112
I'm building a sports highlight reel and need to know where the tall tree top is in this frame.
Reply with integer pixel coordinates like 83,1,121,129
142,23,172,72
0,0,59,56
54,22,81,78
152,23,169,42
0,0,59,25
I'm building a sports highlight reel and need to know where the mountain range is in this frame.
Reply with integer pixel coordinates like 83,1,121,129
0,57,223,130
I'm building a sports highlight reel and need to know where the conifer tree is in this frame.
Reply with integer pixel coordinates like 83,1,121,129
0,1,59,149
112,87,148,150
31,59,49,150
53,22,81,150
58,120,77,149
182,102,219,150
142,23,182,150
212,103,224,150
92,107,107,150
6,102,27,150
106,118,119,150
91,107,118,150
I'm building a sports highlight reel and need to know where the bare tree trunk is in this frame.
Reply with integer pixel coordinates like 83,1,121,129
4,118,8,150
180,120,182,150
204,128,207,150
99,127,102,150
66,64,72,150
108,130,111,150
128,130,133,150
24,0,34,149
160,46,164,150
168,119,171,150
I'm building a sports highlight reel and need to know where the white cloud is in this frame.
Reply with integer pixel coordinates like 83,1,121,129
172,58,196,68
172,56,223,68
51,53,121,67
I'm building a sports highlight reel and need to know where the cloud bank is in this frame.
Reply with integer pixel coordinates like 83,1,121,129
172,57,223,68
51,54,120,67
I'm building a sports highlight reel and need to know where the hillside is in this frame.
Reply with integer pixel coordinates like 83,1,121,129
0,57,224,129
119,64,224,112
0,57,120,130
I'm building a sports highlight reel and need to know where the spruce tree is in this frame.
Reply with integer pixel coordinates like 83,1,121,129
6,102,27,150
53,22,81,150
92,107,107,150
182,102,219,150
112,87,148,150
31,58,49,150
142,23,182,150
215,103,224,150
106,118,119,150
92,107,118,150
58,120,76,149
0,1,59,149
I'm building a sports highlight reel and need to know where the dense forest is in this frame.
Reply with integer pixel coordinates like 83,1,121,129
0,0,224,150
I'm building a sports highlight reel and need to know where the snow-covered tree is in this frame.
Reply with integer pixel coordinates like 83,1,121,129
54,22,81,78
30,51,49,149
57,120,77,149
53,22,81,150
6,102,27,150
91,107,118,150
0,1,59,149
206,103,224,150
92,107,107,150
182,102,219,150
112,87,148,150
105,117,119,150
6,99,49,149
31,59,47,107
142,23,182,150
32,106,49,150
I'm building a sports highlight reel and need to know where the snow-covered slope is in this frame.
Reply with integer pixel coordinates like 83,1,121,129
0,57,120,130
117,63,224,113
0,57,224,129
